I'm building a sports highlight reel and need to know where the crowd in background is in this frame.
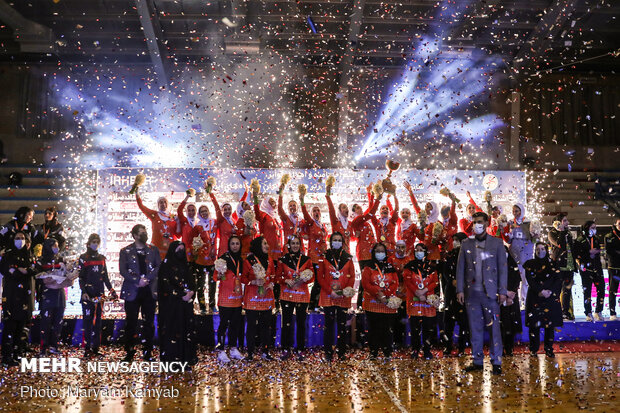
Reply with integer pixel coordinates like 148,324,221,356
0,177,619,374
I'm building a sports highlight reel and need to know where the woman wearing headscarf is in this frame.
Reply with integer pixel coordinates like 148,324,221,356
317,232,356,361
506,203,535,303
0,206,35,251
403,243,439,359
575,220,605,321
252,188,283,260
524,242,562,358
277,235,313,360
157,241,197,365
500,246,523,357
213,236,244,363
135,189,179,259
78,233,118,358
1,231,35,366
241,236,276,361
325,184,353,254
362,243,399,359
440,232,470,356
36,238,74,355
34,206,65,251
458,192,483,236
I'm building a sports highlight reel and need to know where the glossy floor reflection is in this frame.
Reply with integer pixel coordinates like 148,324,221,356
1,347,619,412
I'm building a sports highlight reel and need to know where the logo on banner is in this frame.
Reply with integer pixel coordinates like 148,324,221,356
482,174,499,191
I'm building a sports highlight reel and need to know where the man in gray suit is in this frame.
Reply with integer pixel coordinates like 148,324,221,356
119,224,161,362
457,212,507,375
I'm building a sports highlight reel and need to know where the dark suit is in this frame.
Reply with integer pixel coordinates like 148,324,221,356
119,243,161,355
456,234,507,366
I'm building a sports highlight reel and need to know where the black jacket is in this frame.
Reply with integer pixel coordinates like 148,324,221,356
524,257,563,328
547,227,575,270
0,247,36,320
574,234,603,273
78,250,113,299
604,228,620,269
34,220,65,250
0,220,37,251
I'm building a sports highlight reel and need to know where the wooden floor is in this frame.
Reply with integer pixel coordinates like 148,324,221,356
1,347,619,412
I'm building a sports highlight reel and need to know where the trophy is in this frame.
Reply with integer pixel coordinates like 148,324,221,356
382,160,400,195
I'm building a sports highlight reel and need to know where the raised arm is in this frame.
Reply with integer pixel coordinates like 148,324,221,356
136,192,156,219
277,194,289,224
326,194,339,229
449,200,458,226
466,191,483,213
177,196,189,227
209,192,224,223
390,195,399,225
403,181,421,214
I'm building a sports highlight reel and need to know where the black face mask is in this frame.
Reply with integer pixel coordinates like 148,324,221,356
175,250,186,260
138,234,148,243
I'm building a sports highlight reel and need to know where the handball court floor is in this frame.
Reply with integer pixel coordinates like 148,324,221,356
1,343,619,413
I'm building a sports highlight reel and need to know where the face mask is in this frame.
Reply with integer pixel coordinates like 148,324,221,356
473,223,485,235
138,233,148,243
537,250,546,259
589,229,596,237
395,252,404,259
331,241,342,250
375,252,386,261
452,241,461,249
14,239,24,249
175,250,186,260
415,251,425,260
52,247,59,254
89,243,99,251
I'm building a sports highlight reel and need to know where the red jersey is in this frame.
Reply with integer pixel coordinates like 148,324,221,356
424,202,457,260
210,192,237,257
300,203,328,264
241,256,276,311
254,203,283,259
191,219,218,266
276,253,314,303
213,252,243,308
136,194,179,259
403,260,438,317
361,264,399,314
326,195,353,253
234,217,257,259
278,195,303,254
316,250,356,308
351,194,379,261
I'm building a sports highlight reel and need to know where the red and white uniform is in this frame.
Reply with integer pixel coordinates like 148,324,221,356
277,195,303,254
326,194,353,253
234,216,258,259
276,253,314,303
136,194,179,259
371,212,399,254
254,201,283,259
213,252,244,308
300,203,328,265
191,217,218,266
424,202,458,261
316,250,356,308
403,260,438,317
210,192,237,257
361,263,399,314
241,256,276,311
459,195,483,236
350,193,379,262
389,253,411,300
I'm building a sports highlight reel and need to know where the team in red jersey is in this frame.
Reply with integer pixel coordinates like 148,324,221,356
123,174,520,364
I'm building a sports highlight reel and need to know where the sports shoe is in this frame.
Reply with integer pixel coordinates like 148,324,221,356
464,364,483,372
610,315,617,321
492,365,502,375
217,351,231,364
229,347,243,360
585,314,593,322
593,313,603,321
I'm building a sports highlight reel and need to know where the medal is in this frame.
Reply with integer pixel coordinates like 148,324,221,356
345,230,350,237
418,282,425,289
331,271,341,279
380,235,386,242
379,282,385,288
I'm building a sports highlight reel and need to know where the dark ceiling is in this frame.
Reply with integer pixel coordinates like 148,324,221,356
0,0,618,75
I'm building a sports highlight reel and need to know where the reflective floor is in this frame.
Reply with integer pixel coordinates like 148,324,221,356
1,346,619,412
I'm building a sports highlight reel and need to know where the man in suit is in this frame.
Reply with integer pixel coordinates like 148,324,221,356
119,224,161,361
457,212,507,375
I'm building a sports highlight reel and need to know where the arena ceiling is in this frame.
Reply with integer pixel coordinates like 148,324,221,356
0,0,618,78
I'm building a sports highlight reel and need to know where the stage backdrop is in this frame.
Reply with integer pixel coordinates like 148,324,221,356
69,167,528,318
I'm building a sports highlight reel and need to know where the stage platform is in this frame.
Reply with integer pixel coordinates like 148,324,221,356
3,312,619,349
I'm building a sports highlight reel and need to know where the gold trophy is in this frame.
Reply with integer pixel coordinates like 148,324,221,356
382,160,400,195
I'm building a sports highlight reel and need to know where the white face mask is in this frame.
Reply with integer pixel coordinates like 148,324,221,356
415,251,425,260
331,241,342,250
589,229,596,237
473,223,485,235
52,247,59,254
90,243,99,251
14,239,25,250
537,250,546,259
375,252,386,261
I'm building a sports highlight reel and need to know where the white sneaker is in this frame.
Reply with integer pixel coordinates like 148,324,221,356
585,314,593,322
229,347,243,360
610,315,617,321
593,313,603,321
217,351,231,364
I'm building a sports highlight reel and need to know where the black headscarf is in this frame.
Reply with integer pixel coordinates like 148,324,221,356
248,236,270,269
324,231,352,270
222,235,243,274
280,235,310,270
582,220,595,238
